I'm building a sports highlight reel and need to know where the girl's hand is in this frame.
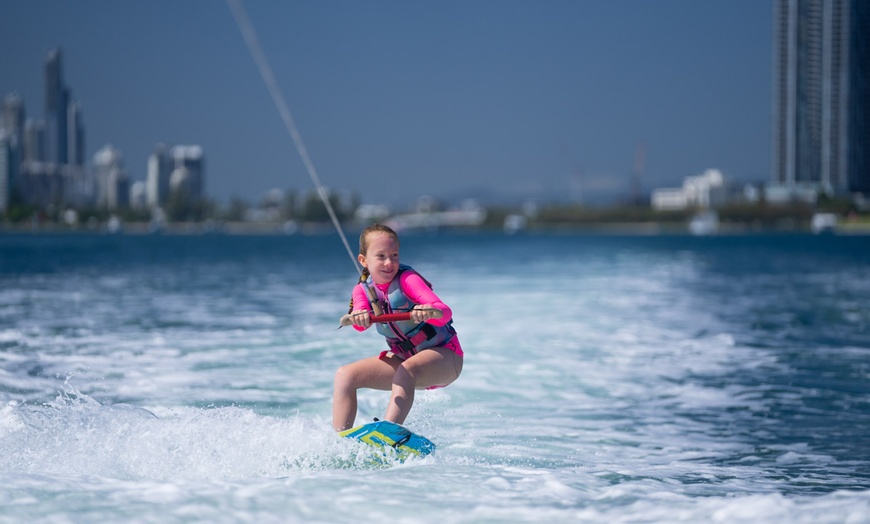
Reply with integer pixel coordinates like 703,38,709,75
411,304,440,324
350,309,371,328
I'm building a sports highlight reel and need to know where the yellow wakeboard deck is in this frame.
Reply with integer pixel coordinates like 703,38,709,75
340,420,436,462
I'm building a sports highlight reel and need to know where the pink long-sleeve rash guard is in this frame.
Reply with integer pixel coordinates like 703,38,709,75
351,271,453,332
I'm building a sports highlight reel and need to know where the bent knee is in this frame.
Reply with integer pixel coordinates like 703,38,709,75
334,365,357,391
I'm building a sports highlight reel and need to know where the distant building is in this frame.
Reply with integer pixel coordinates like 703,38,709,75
18,162,65,208
1,93,25,149
67,100,85,167
129,180,147,210
62,164,94,209
764,182,822,204
1,95,24,214
772,0,870,196
169,145,205,200
93,145,129,210
23,119,45,164
44,48,68,166
146,143,172,209
0,131,18,213
651,169,727,211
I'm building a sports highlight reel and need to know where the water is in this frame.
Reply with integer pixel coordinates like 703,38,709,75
1,231,869,523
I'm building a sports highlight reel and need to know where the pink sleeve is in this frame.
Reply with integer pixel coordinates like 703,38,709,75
400,271,453,326
352,283,370,311
350,283,371,331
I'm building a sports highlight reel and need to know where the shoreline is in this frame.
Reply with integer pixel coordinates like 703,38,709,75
3,220,870,236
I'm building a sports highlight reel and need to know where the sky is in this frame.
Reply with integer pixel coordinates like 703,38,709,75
0,0,773,209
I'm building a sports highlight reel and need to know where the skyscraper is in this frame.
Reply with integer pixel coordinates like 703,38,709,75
0,131,18,213
67,100,85,167
146,143,172,209
0,95,24,212
772,0,870,195
848,2,870,194
44,48,68,166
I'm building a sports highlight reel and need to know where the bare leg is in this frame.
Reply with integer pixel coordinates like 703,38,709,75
332,355,398,431
384,347,463,425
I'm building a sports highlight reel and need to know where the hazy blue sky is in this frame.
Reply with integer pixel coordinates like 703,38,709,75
1,1,772,208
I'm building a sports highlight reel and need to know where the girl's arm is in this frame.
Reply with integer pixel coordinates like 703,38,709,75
400,271,453,326
350,284,372,331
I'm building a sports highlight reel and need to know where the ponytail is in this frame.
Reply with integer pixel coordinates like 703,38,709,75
348,267,371,314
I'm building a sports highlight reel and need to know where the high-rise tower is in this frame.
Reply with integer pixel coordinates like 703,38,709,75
0,132,17,213
67,100,85,167
0,94,24,213
146,143,172,208
848,1,870,194
772,0,869,195
44,48,68,165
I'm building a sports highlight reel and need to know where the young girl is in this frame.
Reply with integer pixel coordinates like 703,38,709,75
333,223,463,431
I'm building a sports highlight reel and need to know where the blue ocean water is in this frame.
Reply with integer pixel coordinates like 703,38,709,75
1,231,869,523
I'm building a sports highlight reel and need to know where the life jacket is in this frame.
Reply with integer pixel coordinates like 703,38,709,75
367,264,456,359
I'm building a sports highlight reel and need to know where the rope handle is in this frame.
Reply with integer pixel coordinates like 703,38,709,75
338,308,443,327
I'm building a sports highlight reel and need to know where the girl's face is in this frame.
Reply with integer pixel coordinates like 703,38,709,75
359,232,400,285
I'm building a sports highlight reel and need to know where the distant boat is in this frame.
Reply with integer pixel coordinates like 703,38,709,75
106,215,123,234
282,220,299,235
689,210,718,236
503,214,527,235
811,213,837,234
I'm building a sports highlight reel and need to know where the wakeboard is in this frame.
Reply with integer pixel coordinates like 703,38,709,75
340,420,436,461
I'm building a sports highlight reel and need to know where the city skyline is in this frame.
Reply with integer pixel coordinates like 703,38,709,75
1,0,773,208
1,46,207,214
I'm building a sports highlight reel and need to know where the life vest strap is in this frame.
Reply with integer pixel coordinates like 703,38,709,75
388,323,437,354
